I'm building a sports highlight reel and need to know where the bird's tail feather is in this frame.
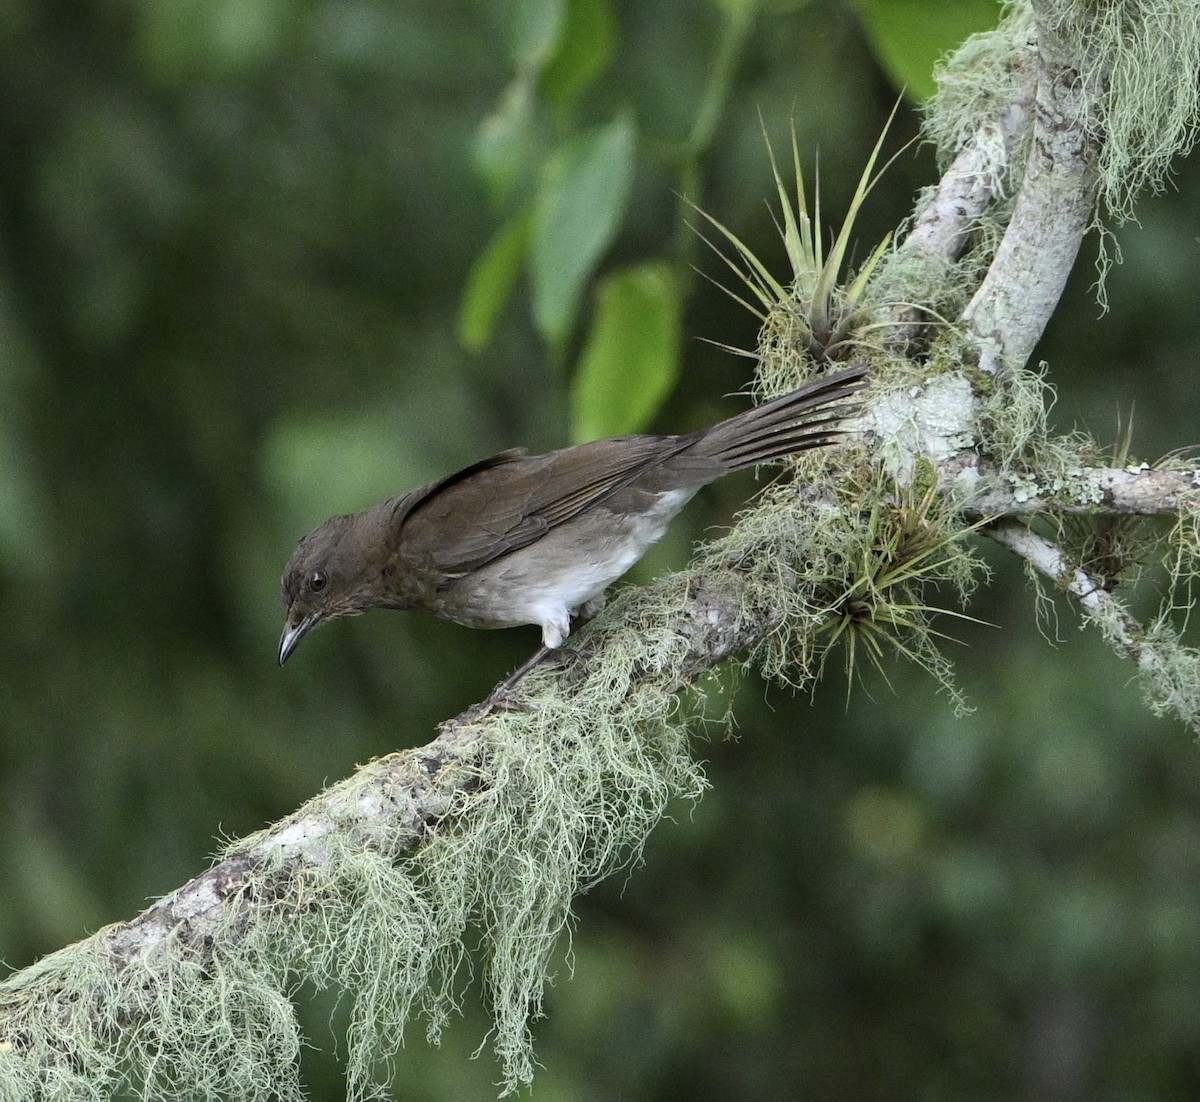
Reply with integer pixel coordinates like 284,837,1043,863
694,364,868,470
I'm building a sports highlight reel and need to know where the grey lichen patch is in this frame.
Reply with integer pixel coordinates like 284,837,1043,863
865,240,991,338
1133,495,1200,731
1084,599,1200,735
413,694,706,1089
974,363,1101,492
1165,495,1200,609
1026,462,1200,734
752,303,827,399
863,371,979,483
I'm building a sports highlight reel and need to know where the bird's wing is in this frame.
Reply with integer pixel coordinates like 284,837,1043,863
396,436,689,575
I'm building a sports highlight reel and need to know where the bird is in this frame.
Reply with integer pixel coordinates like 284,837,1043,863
278,364,868,686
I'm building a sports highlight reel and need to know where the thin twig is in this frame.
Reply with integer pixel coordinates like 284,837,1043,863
985,519,1200,733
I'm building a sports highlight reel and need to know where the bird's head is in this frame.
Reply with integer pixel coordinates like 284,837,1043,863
278,513,382,665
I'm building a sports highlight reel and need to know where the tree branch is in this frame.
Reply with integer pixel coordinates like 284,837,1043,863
985,519,1200,734
903,63,1035,268
957,460,1200,516
959,1,1101,378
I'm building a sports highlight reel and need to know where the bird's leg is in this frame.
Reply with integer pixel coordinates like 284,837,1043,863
485,643,555,704
477,593,610,712
575,592,607,625
481,611,603,711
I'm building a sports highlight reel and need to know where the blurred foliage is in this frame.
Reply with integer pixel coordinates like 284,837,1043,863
1,0,1199,1099
854,0,1003,99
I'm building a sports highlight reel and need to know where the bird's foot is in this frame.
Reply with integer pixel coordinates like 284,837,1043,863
471,641,585,719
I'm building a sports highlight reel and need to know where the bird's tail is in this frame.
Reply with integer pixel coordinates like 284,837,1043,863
693,364,868,471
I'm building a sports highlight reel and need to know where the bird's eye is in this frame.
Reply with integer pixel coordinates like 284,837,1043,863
309,570,327,593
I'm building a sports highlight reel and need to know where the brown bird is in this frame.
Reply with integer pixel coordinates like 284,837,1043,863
279,365,867,681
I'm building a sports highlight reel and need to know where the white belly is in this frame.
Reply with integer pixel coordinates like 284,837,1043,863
436,489,692,646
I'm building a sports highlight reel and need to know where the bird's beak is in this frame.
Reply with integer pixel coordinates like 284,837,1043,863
278,611,318,666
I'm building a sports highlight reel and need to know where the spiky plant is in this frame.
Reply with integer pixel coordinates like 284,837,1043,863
811,472,990,711
686,114,989,709
691,106,911,377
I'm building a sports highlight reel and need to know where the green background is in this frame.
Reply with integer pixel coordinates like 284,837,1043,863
3,0,1200,1097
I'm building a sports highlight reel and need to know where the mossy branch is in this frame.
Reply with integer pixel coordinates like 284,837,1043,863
0,542,836,1100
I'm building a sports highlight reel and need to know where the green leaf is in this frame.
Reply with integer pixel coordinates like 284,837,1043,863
472,77,536,205
510,0,567,71
540,0,616,115
458,209,533,352
569,261,682,441
531,115,636,347
854,0,1003,100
